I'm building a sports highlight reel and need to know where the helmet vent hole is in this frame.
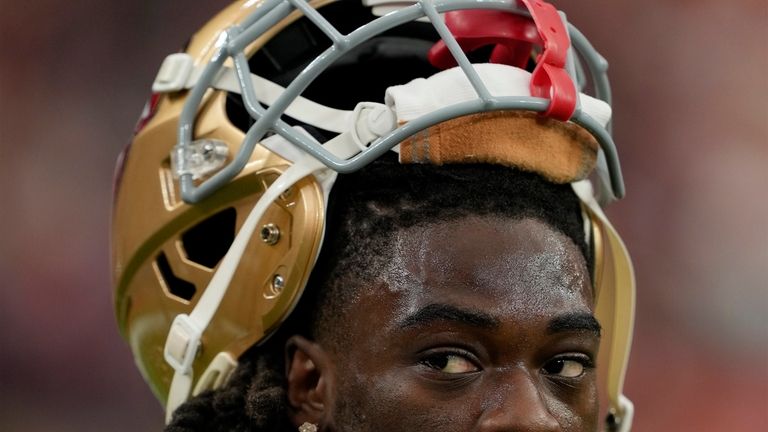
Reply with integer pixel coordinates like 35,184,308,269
181,207,237,269
155,252,196,301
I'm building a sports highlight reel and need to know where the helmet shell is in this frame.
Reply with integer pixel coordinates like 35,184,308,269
112,0,329,402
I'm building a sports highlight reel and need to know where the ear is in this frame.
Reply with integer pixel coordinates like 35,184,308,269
285,335,336,428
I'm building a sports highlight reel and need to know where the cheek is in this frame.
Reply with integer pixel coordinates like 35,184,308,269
334,369,480,432
336,373,599,432
550,383,600,431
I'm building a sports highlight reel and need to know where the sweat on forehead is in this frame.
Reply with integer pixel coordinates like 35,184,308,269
302,155,592,341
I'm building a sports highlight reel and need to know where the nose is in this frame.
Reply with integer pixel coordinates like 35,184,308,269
476,369,561,432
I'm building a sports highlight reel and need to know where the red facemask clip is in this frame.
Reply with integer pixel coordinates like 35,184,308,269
427,0,577,121
428,10,539,70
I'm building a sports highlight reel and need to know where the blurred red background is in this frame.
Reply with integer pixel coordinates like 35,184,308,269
1,1,766,430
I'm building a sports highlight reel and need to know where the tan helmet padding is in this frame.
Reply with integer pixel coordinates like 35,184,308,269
399,111,598,183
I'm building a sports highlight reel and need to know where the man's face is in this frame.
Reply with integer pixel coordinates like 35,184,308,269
326,216,600,432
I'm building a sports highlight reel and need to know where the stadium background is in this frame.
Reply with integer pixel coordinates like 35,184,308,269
1,0,766,430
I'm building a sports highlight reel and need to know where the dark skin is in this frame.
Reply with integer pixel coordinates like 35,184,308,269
286,216,600,431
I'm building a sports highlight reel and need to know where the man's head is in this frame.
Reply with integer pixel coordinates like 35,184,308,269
298,218,598,431
289,160,600,432
112,0,635,430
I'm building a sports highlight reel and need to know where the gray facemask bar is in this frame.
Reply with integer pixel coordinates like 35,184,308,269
175,0,624,204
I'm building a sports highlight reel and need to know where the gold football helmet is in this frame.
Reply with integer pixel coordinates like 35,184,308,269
112,0,635,429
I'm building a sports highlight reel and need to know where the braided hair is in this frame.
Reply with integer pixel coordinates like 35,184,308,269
166,154,591,431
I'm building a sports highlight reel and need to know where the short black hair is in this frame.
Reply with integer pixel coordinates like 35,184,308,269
306,154,591,346
166,155,591,432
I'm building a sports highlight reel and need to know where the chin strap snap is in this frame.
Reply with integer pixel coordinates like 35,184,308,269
607,395,635,432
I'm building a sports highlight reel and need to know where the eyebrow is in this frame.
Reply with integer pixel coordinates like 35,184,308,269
397,303,501,330
547,312,602,336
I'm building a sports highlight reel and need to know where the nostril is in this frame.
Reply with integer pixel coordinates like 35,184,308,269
475,374,562,432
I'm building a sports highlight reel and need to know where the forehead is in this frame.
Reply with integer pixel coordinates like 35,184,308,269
370,215,593,324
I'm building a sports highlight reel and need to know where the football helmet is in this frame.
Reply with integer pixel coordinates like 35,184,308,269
112,0,635,430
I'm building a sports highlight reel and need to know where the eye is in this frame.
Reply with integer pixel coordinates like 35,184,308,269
421,352,480,374
542,356,592,378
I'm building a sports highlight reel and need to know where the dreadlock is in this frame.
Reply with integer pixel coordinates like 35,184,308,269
166,154,591,431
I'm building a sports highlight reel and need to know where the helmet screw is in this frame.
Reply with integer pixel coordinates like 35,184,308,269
201,142,215,158
279,187,294,202
260,223,280,245
271,274,285,294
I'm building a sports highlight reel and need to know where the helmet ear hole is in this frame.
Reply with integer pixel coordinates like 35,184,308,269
181,207,237,269
155,252,197,302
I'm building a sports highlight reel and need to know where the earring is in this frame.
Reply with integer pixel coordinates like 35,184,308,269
299,423,318,432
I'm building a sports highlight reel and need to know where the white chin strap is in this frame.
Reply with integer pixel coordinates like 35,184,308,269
153,54,612,134
162,131,362,423
153,53,353,133
573,180,635,432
